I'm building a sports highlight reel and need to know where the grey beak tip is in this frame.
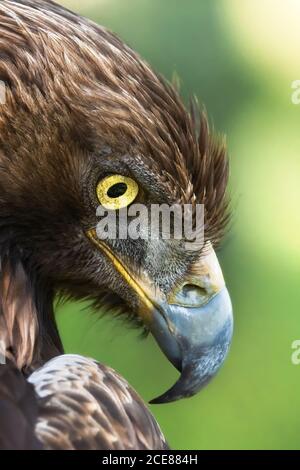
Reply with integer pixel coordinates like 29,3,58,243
149,363,215,404
149,383,187,405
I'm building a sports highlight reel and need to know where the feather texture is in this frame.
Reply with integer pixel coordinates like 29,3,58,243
0,0,230,450
0,0,230,247
0,359,42,449
29,354,168,450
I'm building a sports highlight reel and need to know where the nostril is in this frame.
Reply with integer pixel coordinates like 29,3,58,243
170,283,209,307
182,284,207,298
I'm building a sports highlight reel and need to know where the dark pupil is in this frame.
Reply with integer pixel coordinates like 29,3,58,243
107,182,127,198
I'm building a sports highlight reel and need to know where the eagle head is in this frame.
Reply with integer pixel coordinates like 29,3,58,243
0,0,233,403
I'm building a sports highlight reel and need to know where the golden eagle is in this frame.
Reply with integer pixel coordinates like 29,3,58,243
0,0,233,449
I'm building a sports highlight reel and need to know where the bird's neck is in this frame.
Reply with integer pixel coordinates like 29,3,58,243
0,247,64,372
0,258,38,371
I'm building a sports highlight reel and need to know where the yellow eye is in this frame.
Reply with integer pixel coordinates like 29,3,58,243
96,174,139,210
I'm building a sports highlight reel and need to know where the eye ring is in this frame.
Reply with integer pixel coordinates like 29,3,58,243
96,174,139,210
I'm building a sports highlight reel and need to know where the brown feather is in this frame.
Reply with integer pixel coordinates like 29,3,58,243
0,359,42,449
0,0,230,249
0,0,230,450
0,257,38,370
29,354,168,450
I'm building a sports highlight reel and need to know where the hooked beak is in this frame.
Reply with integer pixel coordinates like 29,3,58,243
149,288,232,403
149,247,233,403
87,230,233,404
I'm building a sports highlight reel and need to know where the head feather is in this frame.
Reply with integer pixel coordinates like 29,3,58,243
0,0,230,247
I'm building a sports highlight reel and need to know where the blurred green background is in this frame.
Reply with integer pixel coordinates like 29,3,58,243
57,0,300,449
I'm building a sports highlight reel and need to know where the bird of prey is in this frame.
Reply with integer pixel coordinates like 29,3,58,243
0,0,233,450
